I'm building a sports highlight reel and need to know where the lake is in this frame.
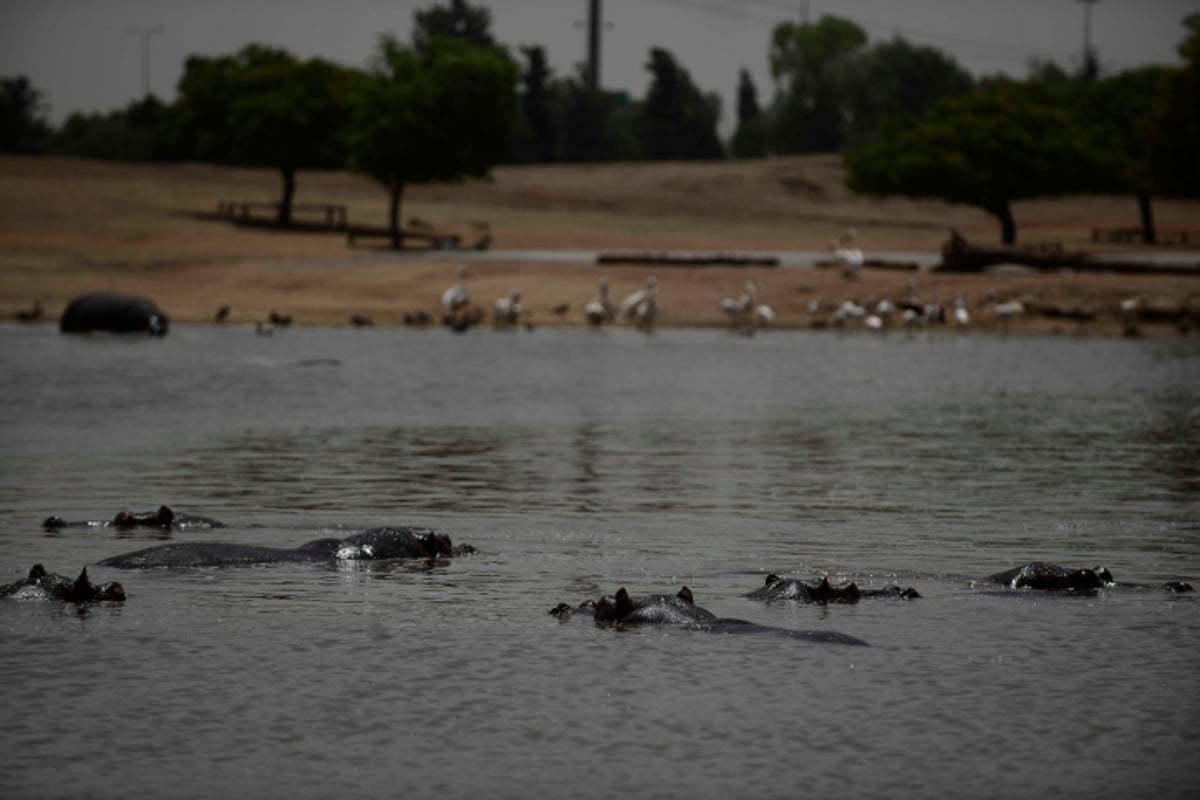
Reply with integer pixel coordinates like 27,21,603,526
1,321,1197,799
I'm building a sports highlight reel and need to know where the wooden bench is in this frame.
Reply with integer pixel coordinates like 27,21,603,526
217,201,347,229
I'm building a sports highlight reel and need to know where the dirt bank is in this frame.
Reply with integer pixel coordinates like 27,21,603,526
2,154,1198,337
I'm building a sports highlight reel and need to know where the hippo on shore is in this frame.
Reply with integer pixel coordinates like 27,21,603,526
43,505,226,532
986,563,1192,593
551,586,870,646
1,564,126,603
59,290,168,336
97,526,474,568
746,574,920,603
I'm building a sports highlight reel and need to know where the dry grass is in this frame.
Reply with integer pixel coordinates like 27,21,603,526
2,153,1198,336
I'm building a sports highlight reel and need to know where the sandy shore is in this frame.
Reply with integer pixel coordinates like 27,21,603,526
2,154,1198,337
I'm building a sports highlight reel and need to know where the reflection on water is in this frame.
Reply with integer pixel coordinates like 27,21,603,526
0,323,1198,798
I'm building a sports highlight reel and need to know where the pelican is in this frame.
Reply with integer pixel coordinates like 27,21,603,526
953,293,969,327
831,228,864,280
875,296,894,321
620,276,658,321
717,282,745,323
620,276,658,332
442,267,470,314
583,277,617,326
748,282,775,328
493,289,523,327
992,300,1024,334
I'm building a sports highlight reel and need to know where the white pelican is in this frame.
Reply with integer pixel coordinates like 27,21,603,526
831,228,864,280
953,293,969,327
441,267,470,314
493,289,523,327
583,277,617,326
875,296,894,321
620,276,658,321
747,282,774,328
992,299,1024,334
717,282,745,323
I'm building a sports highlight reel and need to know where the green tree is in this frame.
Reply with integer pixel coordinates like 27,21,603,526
731,69,768,158
347,34,518,248
845,82,1123,244
769,15,867,153
0,75,51,153
639,48,722,160
413,0,496,55
511,45,559,163
1078,67,1169,242
1148,13,1200,199
168,45,356,225
556,68,631,163
51,95,172,161
844,37,974,145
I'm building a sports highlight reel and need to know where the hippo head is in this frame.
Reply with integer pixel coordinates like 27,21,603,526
42,516,67,530
113,505,175,529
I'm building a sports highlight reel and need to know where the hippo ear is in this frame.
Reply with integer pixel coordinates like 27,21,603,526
28,564,47,580
677,586,694,604
615,588,633,616
765,573,781,586
157,505,175,525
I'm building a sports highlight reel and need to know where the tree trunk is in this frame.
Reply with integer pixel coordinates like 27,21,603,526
278,167,295,227
388,182,406,250
988,200,1017,245
1137,190,1156,245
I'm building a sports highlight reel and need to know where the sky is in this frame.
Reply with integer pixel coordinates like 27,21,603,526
1,0,1195,133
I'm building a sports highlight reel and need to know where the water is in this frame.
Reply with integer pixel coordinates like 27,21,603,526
1,322,1197,799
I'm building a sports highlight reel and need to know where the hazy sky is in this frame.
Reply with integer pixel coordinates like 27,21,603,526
1,0,1194,132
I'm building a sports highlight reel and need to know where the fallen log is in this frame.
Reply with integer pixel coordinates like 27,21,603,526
596,251,779,267
935,230,1200,276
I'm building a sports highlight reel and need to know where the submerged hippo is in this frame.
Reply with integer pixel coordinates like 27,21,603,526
97,526,474,568
551,586,869,646
43,505,226,531
986,563,1192,593
1,564,126,603
59,290,168,336
746,574,920,603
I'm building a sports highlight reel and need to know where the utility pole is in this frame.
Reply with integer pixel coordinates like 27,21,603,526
586,0,601,90
127,24,164,98
1076,0,1101,79
799,0,809,24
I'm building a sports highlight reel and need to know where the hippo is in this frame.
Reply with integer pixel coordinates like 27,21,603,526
97,526,474,568
43,505,226,531
746,574,920,603
986,563,1192,593
1,564,126,603
551,586,870,646
59,290,168,336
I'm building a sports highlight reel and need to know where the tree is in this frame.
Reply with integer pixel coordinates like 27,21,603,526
168,46,356,225
1148,13,1200,199
511,45,559,163
557,67,627,163
413,0,495,54
845,82,1123,244
348,35,518,248
731,69,768,158
638,48,722,160
0,75,51,153
51,95,172,161
769,16,867,153
843,37,974,145
1077,67,1169,242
